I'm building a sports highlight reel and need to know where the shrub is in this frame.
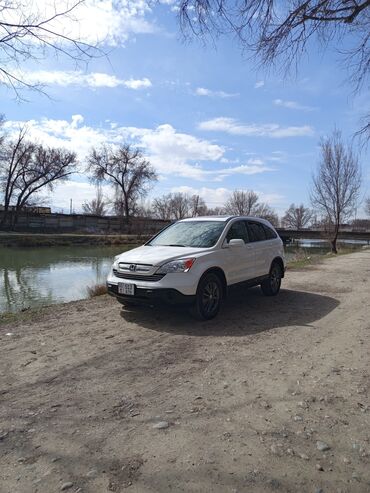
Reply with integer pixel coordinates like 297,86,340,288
86,283,107,298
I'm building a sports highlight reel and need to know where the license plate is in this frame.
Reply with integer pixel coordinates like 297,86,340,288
118,283,135,296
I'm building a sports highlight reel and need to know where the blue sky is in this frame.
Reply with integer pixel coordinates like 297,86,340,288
1,0,369,216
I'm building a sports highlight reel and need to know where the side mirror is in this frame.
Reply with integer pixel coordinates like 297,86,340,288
229,238,245,248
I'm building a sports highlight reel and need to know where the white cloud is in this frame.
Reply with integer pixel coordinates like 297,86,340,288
198,117,314,138
3,117,224,180
138,124,225,180
220,164,273,175
43,181,112,213
273,99,317,111
4,116,277,186
27,0,156,47
123,77,152,89
254,81,265,89
247,158,264,166
195,87,239,98
257,192,285,206
268,151,286,162
18,70,152,89
170,186,285,209
170,186,232,207
4,115,112,160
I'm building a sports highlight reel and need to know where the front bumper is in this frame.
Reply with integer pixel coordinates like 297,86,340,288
107,267,198,295
107,282,195,306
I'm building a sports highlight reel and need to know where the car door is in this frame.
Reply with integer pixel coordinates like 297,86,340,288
222,220,257,284
262,223,280,272
245,221,270,277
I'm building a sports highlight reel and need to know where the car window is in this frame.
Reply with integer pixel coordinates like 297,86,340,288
246,221,266,242
226,221,249,243
148,221,225,248
263,224,277,240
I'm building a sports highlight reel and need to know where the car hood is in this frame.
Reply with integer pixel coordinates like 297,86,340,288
115,245,209,266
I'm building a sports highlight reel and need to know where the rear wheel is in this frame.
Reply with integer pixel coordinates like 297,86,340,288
261,262,282,296
191,273,223,320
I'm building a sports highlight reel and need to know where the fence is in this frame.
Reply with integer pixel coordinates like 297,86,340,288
0,211,170,234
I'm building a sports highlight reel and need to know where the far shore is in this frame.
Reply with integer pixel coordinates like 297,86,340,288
0,232,151,248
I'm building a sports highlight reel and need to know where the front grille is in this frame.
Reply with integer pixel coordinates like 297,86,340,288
118,262,152,273
113,269,165,282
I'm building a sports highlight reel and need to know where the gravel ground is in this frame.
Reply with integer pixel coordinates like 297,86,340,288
0,250,369,493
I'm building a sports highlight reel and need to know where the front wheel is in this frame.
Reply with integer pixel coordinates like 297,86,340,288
191,273,223,320
261,262,282,296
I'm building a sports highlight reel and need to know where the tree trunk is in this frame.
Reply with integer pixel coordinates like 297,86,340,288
0,200,10,228
124,194,130,226
0,210,8,228
331,223,339,254
10,208,19,231
331,238,338,254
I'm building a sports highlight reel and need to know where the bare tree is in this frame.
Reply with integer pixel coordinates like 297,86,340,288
282,203,313,229
0,126,77,228
170,192,190,220
179,0,370,135
0,0,101,97
113,187,147,218
189,194,207,216
133,199,154,218
365,197,370,216
82,184,109,216
351,217,370,230
153,192,204,220
88,144,157,223
311,130,362,253
205,206,225,216
224,190,259,215
253,202,279,226
152,193,173,220
224,189,278,224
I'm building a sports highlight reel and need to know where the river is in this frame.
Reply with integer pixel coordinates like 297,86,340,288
0,241,364,313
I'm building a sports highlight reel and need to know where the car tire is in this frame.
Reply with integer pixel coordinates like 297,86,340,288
261,262,282,296
191,272,223,320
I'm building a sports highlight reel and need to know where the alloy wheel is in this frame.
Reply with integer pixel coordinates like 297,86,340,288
201,280,221,317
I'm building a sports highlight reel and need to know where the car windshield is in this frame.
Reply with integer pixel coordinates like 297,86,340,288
148,221,225,248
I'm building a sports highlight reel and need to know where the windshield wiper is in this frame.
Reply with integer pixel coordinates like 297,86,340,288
167,244,186,247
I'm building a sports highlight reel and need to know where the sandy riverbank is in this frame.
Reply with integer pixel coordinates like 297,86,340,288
0,251,369,492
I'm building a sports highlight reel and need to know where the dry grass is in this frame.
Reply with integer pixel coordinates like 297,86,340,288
86,283,108,298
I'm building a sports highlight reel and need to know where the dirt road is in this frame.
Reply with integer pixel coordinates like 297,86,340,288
0,251,369,493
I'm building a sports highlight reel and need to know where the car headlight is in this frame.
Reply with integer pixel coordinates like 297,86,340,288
112,255,121,269
157,258,195,274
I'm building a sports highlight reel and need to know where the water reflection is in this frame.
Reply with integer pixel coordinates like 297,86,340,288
0,245,130,313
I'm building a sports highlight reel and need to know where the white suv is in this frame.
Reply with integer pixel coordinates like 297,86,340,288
107,216,285,320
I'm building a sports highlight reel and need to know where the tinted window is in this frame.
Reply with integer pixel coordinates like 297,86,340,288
149,221,225,248
226,221,249,243
263,224,277,240
246,221,266,242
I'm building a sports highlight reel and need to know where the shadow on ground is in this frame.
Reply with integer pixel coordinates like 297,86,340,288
120,286,340,337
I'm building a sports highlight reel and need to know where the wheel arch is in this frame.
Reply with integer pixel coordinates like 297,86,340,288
271,256,285,278
199,267,227,299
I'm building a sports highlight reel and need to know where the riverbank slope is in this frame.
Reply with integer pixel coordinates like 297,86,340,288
0,251,369,492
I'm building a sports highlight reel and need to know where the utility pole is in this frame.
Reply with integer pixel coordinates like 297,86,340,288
70,198,73,215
